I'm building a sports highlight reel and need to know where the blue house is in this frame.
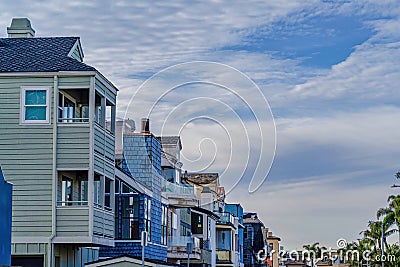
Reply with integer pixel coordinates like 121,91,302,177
0,167,12,266
100,119,168,262
225,203,244,266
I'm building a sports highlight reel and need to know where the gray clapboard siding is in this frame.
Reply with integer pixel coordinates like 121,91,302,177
57,125,90,169
56,207,89,237
58,76,90,88
95,77,116,104
0,76,55,238
93,208,114,238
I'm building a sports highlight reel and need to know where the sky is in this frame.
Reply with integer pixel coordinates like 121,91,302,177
1,0,400,249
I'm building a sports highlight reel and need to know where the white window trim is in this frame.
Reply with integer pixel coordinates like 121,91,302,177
20,86,51,124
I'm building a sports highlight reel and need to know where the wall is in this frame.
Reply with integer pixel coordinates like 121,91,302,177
225,204,244,264
101,133,167,261
0,168,12,266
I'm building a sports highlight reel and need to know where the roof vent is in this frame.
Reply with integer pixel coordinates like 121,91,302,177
7,18,35,38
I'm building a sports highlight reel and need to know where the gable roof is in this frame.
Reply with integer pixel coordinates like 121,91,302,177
157,136,182,149
187,172,219,184
0,37,96,72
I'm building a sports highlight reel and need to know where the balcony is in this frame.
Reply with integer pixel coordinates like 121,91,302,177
215,212,235,226
162,180,198,207
167,236,201,260
54,205,114,246
54,170,114,246
217,250,233,263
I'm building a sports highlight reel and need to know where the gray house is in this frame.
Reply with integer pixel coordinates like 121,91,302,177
0,18,117,267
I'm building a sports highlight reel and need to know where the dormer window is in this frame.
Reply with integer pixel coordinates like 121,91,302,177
20,87,50,124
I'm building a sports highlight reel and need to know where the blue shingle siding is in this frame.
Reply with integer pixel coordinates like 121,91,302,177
101,133,167,261
0,37,95,72
100,195,167,261
123,134,162,200
100,242,167,261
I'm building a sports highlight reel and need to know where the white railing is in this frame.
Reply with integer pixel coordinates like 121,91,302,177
57,200,88,206
162,179,194,195
215,212,235,225
168,236,200,249
58,117,89,123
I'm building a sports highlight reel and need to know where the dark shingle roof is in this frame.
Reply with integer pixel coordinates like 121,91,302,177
187,172,219,184
0,37,96,72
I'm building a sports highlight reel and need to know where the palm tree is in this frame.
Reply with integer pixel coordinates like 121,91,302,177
361,220,396,260
302,242,327,267
377,195,400,244
382,243,400,267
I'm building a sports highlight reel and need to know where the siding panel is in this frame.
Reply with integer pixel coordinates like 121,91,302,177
0,77,54,238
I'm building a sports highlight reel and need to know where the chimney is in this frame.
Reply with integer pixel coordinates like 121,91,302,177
7,18,35,38
141,118,150,133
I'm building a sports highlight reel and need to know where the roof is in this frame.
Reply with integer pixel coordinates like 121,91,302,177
187,172,219,184
86,254,178,267
157,136,182,149
191,206,220,219
0,37,96,72
243,213,264,225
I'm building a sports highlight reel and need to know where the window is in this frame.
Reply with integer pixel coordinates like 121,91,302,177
61,176,73,206
163,168,175,183
191,213,203,234
94,174,101,206
58,92,75,122
144,198,151,241
79,180,88,203
21,87,50,123
116,193,140,240
105,178,112,210
161,205,168,245
172,213,178,229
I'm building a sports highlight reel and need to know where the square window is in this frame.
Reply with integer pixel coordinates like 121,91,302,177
21,87,50,123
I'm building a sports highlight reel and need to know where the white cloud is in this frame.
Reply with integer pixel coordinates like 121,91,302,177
227,169,396,249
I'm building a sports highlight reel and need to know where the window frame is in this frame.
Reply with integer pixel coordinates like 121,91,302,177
20,86,51,124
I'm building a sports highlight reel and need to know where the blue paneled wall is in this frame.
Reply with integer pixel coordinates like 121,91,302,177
0,167,12,266
226,203,244,263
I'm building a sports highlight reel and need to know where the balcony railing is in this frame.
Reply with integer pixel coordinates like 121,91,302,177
162,180,194,195
217,250,232,263
57,200,88,206
215,212,235,225
168,236,200,249
58,117,89,123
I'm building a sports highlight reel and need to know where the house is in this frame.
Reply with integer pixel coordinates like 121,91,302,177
225,204,245,267
243,213,266,267
0,167,12,266
265,231,281,267
157,134,202,266
99,119,169,262
0,18,118,267
186,174,244,267
186,173,224,267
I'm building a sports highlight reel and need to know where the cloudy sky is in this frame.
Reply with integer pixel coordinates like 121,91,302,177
1,0,400,249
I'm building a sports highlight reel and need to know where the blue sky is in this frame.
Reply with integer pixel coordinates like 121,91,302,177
1,0,400,249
